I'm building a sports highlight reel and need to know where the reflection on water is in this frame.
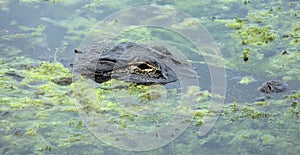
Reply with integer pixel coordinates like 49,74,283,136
0,0,299,154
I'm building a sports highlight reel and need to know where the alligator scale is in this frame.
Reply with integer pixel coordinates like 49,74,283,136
73,42,194,85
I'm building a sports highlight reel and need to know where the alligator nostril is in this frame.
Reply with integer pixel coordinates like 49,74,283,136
267,85,273,93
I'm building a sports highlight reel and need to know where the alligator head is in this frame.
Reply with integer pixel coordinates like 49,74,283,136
94,42,179,84
73,42,194,85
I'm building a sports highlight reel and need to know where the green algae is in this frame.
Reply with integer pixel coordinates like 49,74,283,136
1,22,48,58
19,0,80,4
23,62,72,82
237,26,277,46
0,56,299,154
0,45,22,57
211,1,300,82
288,92,300,99
74,78,210,131
238,76,256,85
0,58,73,111
1,0,300,154
185,95,300,154
264,50,300,80
0,0,9,12
41,16,98,43
0,55,209,153
1,23,46,41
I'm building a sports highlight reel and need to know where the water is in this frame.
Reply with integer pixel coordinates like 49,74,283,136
0,0,299,154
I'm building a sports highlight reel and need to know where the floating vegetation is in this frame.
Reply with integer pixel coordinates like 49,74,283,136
0,0,9,11
0,0,300,154
213,0,299,81
1,23,46,41
238,76,256,85
0,55,299,154
237,26,277,46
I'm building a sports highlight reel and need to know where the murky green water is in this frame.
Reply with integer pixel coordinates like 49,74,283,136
0,0,299,154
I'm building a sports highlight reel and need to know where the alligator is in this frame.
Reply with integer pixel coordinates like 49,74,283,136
258,80,288,93
73,42,196,85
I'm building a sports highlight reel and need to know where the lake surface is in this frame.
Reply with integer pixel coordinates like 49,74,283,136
0,0,299,154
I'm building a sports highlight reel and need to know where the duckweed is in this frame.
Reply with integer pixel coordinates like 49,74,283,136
1,0,300,154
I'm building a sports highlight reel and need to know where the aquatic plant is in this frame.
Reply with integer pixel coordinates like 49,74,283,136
1,0,299,154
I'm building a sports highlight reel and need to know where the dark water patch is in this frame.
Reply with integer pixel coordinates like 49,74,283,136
0,110,9,117
44,25,67,49
7,1,45,26
51,77,72,86
192,63,211,92
4,71,24,81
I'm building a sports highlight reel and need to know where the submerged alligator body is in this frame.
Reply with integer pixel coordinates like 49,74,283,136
73,42,195,85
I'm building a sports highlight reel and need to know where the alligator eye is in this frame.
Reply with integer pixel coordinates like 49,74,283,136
137,63,156,72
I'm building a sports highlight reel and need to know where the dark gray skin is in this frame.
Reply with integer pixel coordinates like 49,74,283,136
258,80,288,93
73,42,195,85
95,42,178,84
